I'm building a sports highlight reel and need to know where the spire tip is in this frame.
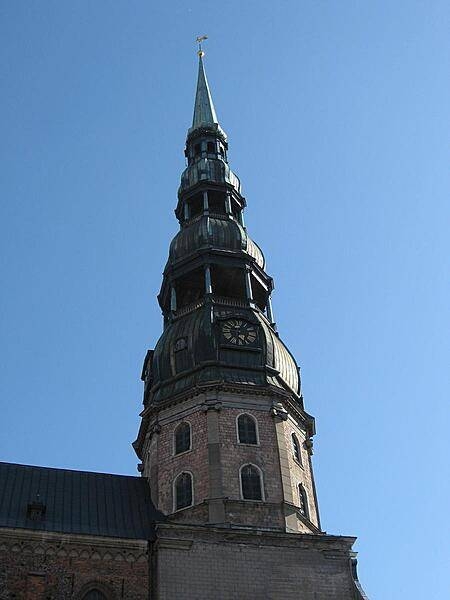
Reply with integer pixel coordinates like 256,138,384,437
190,35,225,137
196,35,208,58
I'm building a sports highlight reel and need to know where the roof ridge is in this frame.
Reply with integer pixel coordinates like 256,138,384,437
0,461,141,480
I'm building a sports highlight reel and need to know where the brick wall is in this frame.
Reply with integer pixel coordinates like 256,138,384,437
152,409,209,517
0,529,149,600
282,417,320,528
220,407,283,504
144,389,320,532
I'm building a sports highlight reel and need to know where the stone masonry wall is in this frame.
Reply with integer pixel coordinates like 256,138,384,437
153,524,362,600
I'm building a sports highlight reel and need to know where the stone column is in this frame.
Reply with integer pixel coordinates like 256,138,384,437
225,193,232,215
272,403,297,532
205,265,213,295
266,296,274,323
206,403,225,524
170,286,177,312
147,422,161,507
245,269,253,302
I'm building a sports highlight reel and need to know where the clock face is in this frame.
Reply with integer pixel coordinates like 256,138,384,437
221,319,257,346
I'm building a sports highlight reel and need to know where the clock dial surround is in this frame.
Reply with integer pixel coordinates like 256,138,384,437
221,319,258,346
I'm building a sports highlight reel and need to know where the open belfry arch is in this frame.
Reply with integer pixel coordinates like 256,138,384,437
0,41,368,600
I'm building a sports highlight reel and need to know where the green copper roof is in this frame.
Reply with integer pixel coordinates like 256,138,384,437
192,55,219,129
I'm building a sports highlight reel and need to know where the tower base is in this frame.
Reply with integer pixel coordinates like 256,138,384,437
152,522,367,599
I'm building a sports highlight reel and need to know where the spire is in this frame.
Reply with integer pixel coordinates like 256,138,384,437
192,49,219,130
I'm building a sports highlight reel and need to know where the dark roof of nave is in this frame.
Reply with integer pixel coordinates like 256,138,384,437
0,461,162,540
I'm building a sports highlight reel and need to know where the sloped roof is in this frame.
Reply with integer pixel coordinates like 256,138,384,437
192,55,218,129
0,461,162,540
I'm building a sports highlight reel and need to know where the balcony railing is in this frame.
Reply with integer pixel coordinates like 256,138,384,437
212,295,249,308
174,298,206,318
173,295,250,319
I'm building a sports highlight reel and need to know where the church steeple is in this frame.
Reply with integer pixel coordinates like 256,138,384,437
191,54,219,130
134,49,320,536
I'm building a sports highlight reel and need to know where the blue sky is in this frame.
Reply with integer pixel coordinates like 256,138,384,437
1,1,449,598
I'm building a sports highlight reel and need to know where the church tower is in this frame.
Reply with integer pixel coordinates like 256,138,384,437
134,48,368,599
134,50,319,534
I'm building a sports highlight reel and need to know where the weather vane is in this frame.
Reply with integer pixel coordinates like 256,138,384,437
196,35,208,57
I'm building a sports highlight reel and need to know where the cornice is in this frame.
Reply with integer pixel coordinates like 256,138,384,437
154,521,357,552
0,527,148,554
134,381,314,456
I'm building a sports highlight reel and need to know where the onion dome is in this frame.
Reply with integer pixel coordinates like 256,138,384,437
148,304,300,404
168,216,265,268
179,158,241,195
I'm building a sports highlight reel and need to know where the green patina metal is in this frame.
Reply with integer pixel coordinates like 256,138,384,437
142,54,301,406
191,55,219,131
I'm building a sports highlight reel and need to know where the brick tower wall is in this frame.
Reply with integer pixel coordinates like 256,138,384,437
143,389,320,533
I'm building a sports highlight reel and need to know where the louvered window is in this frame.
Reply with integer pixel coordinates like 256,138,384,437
173,337,189,374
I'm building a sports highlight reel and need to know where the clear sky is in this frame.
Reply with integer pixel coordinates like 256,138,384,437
1,1,449,598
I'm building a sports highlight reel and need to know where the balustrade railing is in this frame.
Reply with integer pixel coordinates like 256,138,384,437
211,295,248,308
173,294,249,319
175,298,205,317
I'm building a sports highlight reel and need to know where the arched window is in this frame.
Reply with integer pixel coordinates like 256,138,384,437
82,591,107,600
174,472,193,511
174,422,191,455
291,433,302,464
298,484,309,518
237,414,258,445
240,464,263,501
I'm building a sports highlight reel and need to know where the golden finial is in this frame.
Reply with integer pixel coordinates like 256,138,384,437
196,35,208,57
